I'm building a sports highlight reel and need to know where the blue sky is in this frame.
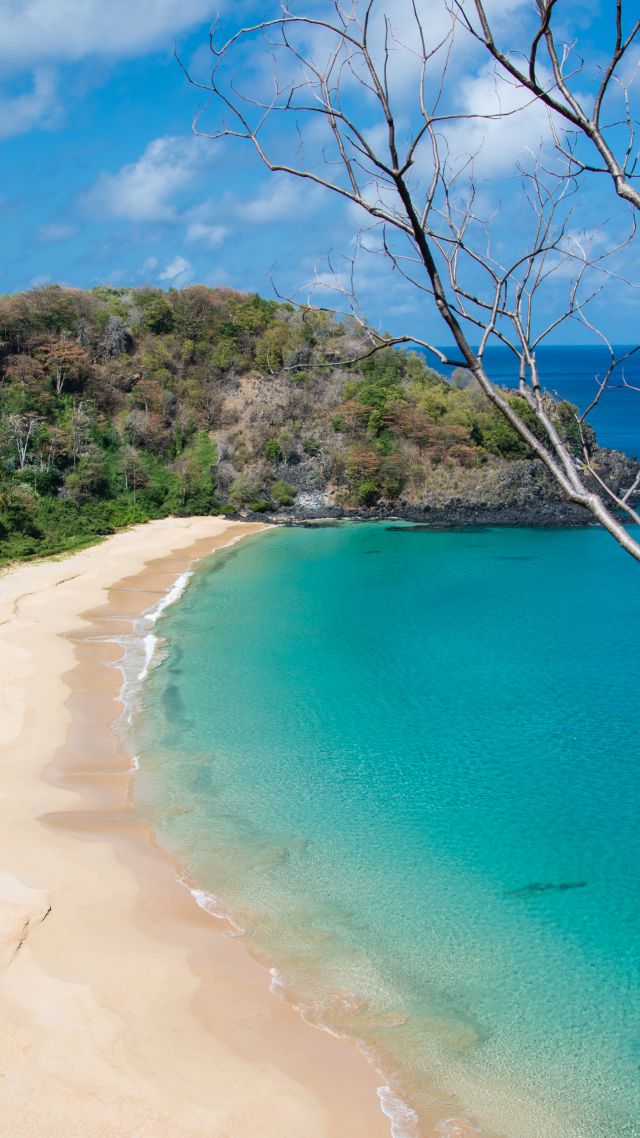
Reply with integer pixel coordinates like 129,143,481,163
1,0,638,347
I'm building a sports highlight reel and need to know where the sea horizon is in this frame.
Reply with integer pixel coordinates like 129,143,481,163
425,342,640,458
3,3,639,1133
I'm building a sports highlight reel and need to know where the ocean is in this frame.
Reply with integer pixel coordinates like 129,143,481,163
435,343,640,457
128,520,639,1138
127,345,640,1137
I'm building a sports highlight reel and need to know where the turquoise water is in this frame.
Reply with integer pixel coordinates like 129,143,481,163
130,524,640,1137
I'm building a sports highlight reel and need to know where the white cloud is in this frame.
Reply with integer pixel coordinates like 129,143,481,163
351,0,528,95
37,222,77,242
266,0,529,112
442,65,555,177
186,222,228,249
0,70,58,139
83,136,211,223
618,44,640,89
158,254,194,285
0,1,216,69
239,178,321,224
0,0,221,137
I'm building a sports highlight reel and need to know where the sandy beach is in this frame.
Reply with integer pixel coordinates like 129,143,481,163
0,516,392,1138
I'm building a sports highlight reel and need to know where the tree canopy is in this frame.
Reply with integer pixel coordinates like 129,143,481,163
0,283,612,563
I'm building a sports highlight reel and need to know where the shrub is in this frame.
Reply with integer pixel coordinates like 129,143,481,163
270,479,296,507
356,479,380,505
137,290,175,334
228,473,266,509
264,438,283,463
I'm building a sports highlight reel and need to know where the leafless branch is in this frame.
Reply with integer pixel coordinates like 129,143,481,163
448,0,640,210
181,1,640,560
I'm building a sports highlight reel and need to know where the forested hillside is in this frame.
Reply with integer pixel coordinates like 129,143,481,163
0,284,628,562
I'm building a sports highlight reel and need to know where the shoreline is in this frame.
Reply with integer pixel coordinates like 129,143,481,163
0,516,393,1138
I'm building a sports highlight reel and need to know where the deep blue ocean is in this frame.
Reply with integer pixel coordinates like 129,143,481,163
129,346,640,1138
434,344,640,457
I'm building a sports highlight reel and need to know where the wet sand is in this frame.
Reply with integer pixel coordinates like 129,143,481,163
0,516,392,1138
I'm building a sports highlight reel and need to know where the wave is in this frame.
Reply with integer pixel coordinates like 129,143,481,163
119,533,255,706
146,569,193,625
137,633,159,682
186,881,247,938
181,883,420,1138
377,1086,420,1138
110,536,423,1138
267,969,419,1138
110,568,196,727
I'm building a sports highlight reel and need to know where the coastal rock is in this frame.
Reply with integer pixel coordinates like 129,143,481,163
258,448,640,528
1,285,638,557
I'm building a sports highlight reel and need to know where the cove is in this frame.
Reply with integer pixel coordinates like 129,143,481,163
130,522,640,1138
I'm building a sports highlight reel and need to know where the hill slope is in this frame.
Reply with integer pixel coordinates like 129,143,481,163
0,284,634,561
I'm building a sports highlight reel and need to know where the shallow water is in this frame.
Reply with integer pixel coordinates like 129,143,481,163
130,523,640,1137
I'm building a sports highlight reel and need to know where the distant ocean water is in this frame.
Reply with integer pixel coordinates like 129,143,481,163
433,344,640,458
129,521,640,1138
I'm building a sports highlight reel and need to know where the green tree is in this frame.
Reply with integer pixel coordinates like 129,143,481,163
183,431,218,511
270,479,296,506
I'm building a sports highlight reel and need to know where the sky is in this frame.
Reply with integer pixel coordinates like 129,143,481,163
1,0,638,347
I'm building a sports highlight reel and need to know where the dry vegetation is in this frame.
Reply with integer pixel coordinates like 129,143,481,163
0,284,631,561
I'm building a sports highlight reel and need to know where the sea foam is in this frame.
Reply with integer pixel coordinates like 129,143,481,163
112,568,196,725
376,1086,420,1138
147,570,193,624
137,633,159,681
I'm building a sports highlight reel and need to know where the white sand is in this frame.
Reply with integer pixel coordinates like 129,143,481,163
0,517,392,1138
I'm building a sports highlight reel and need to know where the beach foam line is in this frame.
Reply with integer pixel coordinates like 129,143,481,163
133,569,194,682
137,632,159,681
146,569,193,624
185,881,247,938
128,532,254,692
101,523,400,1138
268,968,421,1138
179,877,419,1137
377,1085,420,1138
116,567,199,722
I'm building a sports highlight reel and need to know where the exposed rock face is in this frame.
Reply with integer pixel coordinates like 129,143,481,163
1,285,636,556
240,448,640,528
211,352,639,528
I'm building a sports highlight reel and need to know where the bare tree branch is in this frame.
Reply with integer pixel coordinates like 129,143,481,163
449,0,640,209
181,1,640,560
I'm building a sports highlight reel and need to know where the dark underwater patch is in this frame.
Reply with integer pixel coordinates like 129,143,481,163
386,524,492,534
506,881,588,897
